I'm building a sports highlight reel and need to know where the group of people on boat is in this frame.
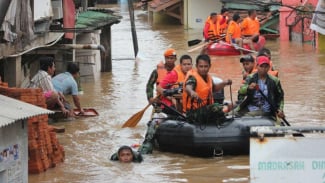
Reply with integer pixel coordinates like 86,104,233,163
203,8,273,54
111,8,282,163
129,46,285,155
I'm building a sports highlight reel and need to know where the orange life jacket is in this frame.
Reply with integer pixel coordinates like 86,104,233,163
268,70,279,77
156,61,168,86
217,15,228,34
204,16,220,41
173,64,186,86
182,70,214,112
226,20,241,43
241,17,260,36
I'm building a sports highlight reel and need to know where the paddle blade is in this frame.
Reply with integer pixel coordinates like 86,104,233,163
121,104,150,128
188,39,202,47
187,42,209,53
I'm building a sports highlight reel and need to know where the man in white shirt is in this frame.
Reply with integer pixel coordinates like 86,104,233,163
29,57,72,117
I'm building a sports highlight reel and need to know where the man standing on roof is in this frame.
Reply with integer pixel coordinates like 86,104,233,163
203,12,220,42
217,8,229,34
146,48,177,105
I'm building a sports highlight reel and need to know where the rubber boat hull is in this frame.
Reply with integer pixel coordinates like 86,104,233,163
155,116,274,157
205,36,266,56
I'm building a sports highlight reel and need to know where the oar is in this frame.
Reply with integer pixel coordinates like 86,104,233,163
122,96,160,128
121,103,151,128
159,101,187,120
188,36,226,53
188,39,202,47
257,88,304,137
188,35,226,47
187,42,209,53
255,87,290,126
220,41,257,54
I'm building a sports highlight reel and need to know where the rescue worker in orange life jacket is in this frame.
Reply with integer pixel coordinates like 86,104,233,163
217,8,229,34
226,13,255,54
156,55,193,113
241,9,272,43
146,48,177,104
183,54,233,124
203,12,220,42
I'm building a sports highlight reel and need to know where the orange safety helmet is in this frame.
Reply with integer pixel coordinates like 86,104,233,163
164,48,176,57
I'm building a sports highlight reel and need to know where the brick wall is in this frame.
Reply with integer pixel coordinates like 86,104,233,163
0,81,65,174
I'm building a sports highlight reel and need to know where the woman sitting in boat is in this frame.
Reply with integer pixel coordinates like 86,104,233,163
226,13,254,54
183,54,232,124
156,54,193,114
235,56,285,119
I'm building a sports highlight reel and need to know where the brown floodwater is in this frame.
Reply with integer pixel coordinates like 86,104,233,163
29,1,325,183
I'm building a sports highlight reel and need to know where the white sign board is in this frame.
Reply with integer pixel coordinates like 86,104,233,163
310,0,325,35
250,137,325,183
33,0,53,21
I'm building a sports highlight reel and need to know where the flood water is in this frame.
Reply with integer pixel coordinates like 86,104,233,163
29,1,325,183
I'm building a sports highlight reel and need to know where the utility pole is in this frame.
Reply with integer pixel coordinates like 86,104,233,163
127,0,139,57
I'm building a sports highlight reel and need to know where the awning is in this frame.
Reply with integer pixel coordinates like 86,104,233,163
0,94,54,128
76,10,121,29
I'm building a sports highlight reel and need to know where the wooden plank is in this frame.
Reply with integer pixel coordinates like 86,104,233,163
149,0,181,12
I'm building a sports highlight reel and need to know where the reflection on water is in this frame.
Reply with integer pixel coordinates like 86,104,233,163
29,2,325,183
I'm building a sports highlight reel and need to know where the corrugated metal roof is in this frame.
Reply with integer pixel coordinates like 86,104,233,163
76,10,121,29
0,94,54,128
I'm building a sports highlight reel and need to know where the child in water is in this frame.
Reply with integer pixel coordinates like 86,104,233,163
110,145,143,163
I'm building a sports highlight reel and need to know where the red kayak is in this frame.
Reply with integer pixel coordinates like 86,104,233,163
205,36,266,56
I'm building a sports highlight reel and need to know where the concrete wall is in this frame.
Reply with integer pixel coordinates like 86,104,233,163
185,0,222,29
76,30,102,81
279,0,318,42
0,120,28,183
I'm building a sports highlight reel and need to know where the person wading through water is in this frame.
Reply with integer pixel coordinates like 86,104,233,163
28,57,73,117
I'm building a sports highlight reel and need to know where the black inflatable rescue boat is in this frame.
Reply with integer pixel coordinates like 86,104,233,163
155,116,275,157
